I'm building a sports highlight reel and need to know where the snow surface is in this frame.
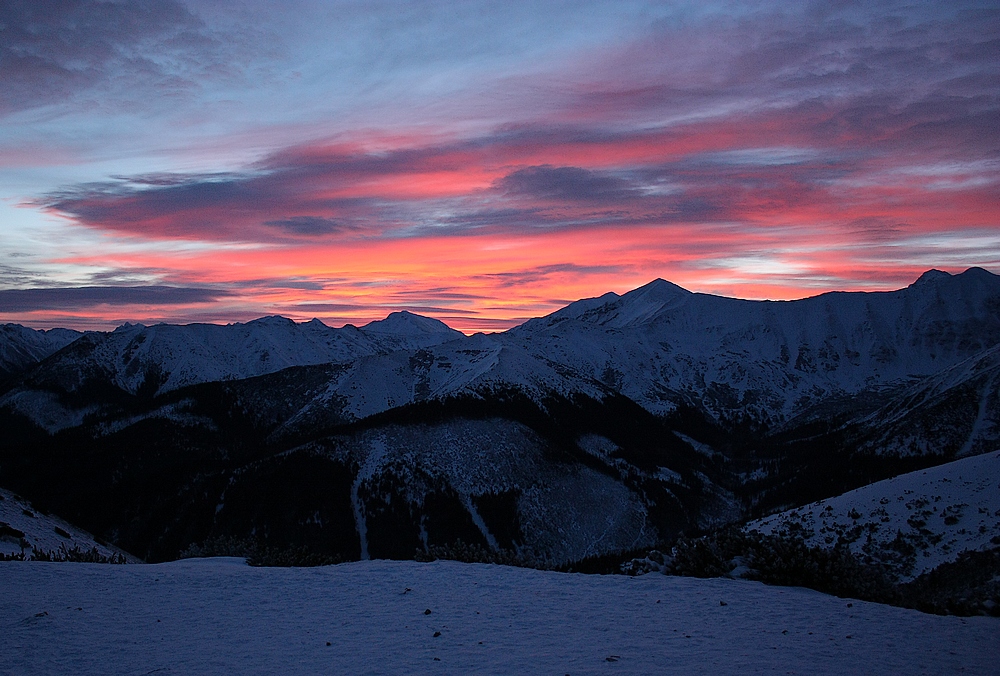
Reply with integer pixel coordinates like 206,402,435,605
2,558,997,675
749,451,1000,580
0,487,139,562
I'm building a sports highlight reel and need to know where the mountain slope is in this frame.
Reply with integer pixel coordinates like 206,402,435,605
748,451,1000,581
0,312,461,402
0,486,139,562
4,268,997,433
0,324,80,382
509,267,1000,423
735,344,1000,517
0,374,731,564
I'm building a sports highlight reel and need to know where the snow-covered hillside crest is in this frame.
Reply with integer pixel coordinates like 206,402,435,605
291,333,613,424
747,451,1000,580
0,487,139,562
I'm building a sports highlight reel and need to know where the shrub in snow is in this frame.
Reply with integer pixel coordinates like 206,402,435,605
625,527,1000,616
414,540,546,569
0,544,127,564
901,548,1000,617
179,536,343,567
625,527,898,604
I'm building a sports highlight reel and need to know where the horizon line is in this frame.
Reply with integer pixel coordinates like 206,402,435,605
3,266,995,336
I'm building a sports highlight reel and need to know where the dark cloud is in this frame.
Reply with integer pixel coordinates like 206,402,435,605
34,0,999,247
435,208,545,233
498,166,639,203
387,288,489,302
291,303,464,316
86,267,169,284
574,2,999,135
41,159,398,241
478,263,626,288
232,278,329,291
0,285,231,312
847,217,909,243
438,316,525,332
263,216,348,236
285,303,375,313
0,262,46,287
39,94,992,244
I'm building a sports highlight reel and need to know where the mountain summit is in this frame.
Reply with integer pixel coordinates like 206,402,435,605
361,310,462,337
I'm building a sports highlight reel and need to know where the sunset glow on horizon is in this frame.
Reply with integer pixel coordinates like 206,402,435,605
1,1,997,333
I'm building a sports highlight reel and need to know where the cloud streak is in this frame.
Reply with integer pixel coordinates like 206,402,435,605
42,94,996,245
0,285,231,312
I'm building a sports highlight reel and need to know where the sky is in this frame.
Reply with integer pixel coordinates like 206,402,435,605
0,0,997,332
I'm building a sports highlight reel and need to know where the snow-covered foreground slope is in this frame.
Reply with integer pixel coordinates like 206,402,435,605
0,488,139,562
749,451,1000,580
2,559,996,675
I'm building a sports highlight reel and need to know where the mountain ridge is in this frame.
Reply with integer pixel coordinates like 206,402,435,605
3,266,999,428
0,267,997,566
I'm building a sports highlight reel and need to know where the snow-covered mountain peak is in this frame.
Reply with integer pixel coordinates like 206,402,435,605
628,277,692,299
500,267,1000,422
361,311,461,338
247,315,297,328
112,322,146,333
0,310,466,402
515,292,620,330
547,277,692,329
911,269,952,286
4,269,999,429
908,266,999,294
604,277,693,326
962,266,996,279
515,278,693,332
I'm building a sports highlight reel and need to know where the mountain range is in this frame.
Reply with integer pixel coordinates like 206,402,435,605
1,267,997,566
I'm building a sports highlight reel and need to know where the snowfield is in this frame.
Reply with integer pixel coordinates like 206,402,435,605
2,558,997,675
